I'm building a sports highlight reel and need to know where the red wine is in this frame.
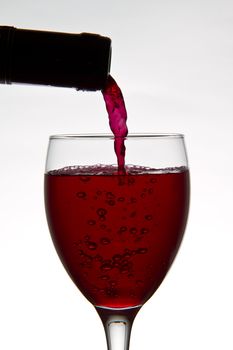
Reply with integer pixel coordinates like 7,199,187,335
45,165,189,309
102,76,128,173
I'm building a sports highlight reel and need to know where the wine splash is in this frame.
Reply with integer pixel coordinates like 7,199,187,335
102,75,128,173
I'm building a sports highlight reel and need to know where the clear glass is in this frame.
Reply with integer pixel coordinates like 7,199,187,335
44,133,190,350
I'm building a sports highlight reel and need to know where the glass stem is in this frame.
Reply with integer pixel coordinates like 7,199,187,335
95,306,141,350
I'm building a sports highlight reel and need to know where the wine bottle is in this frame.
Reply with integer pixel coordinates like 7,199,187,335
0,26,111,90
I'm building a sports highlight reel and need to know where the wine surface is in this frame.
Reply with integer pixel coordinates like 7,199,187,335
45,165,189,308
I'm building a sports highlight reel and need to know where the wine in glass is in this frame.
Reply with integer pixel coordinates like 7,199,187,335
44,134,190,350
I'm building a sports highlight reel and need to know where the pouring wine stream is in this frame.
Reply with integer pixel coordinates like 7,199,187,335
102,75,128,174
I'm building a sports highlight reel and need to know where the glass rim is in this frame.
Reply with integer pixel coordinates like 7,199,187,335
49,133,185,140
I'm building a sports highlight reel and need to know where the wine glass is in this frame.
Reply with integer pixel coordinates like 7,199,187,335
44,133,190,350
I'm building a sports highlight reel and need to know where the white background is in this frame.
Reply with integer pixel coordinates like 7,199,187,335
0,1,233,349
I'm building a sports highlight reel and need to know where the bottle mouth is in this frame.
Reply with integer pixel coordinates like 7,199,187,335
0,26,112,90
107,45,112,75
